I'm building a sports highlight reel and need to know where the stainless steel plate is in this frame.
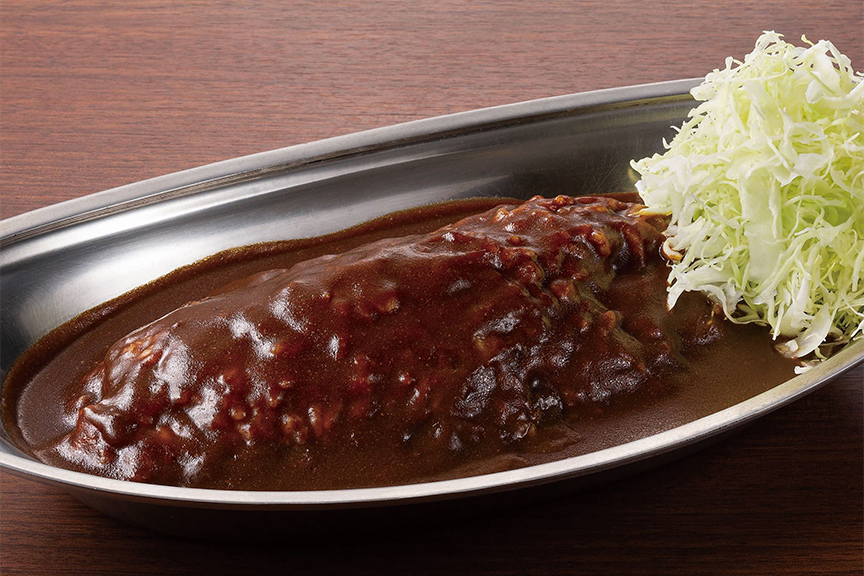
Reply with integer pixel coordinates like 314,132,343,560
2,79,862,537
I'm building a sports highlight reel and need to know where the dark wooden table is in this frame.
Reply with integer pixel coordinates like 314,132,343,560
1,2,862,574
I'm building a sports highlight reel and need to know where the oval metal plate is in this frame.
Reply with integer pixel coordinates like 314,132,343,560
2,79,862,536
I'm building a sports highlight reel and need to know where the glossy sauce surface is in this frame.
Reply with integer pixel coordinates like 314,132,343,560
3,195,797,490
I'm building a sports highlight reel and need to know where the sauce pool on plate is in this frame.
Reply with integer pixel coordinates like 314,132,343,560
1,194,797,490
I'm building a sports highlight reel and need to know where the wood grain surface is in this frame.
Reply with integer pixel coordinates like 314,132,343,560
1,1,862,574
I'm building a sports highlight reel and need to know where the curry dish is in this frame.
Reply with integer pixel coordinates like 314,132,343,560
2,195,797,490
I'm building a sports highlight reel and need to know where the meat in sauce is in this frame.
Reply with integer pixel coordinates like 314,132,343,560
3,195,798,490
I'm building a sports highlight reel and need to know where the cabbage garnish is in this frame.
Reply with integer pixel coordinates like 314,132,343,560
632,31,864,360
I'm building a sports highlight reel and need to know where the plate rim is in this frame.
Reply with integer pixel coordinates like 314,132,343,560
0,78,700,243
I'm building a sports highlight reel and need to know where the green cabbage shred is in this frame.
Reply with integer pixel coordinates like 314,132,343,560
631,31,864,360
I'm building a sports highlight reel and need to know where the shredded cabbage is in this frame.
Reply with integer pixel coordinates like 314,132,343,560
632,31,864,359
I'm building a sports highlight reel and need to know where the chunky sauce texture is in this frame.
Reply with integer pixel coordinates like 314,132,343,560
3,195,797,490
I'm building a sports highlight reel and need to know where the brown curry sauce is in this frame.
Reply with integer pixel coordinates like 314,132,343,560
1,195,797,490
